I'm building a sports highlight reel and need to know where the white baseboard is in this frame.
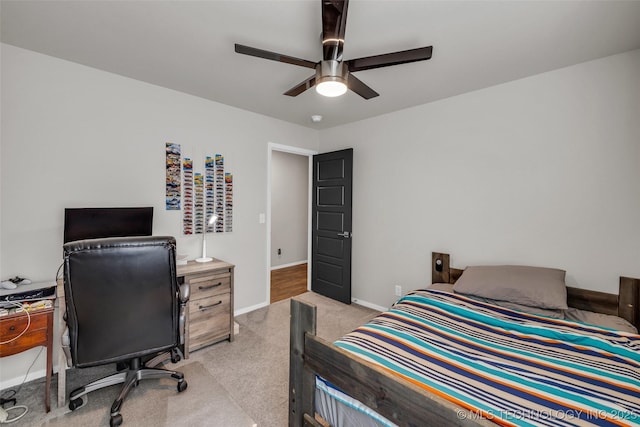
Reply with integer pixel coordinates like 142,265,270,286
0,367,47,390
350,298,388,312
270,260,307,270
234,301,269,316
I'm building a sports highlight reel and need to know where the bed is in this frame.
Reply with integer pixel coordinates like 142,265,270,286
289,252,640,427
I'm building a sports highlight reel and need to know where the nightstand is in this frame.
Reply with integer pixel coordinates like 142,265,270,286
177,258,235,356
0,307,54,412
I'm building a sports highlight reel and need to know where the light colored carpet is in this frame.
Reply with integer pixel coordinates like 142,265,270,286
187,291,379,427
3,292,379,427
40,361,255,427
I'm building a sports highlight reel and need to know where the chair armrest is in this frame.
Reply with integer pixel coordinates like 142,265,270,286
178,282,189,345
61,326,72,367
179,282,190,303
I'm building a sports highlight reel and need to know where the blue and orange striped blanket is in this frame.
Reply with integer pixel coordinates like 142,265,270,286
335,290,640,426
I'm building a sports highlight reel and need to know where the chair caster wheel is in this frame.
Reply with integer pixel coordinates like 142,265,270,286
170,348,181,363
69,397,83,411
177,380,188,393
110,413,123,427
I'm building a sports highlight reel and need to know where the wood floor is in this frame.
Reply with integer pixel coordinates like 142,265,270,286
270,263,308,304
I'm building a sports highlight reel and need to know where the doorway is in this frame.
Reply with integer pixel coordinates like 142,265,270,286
267,143,317,304
270,263,307,304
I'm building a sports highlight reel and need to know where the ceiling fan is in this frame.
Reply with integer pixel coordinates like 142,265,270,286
234,0,433,99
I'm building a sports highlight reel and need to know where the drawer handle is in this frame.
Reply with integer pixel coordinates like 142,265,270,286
198,282,223,291
199,301,222,311
9,326,16,331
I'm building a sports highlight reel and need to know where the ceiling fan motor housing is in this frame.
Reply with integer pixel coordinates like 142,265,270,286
317,60,348,86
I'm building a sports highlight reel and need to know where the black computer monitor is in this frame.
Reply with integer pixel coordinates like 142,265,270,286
63,207,154,243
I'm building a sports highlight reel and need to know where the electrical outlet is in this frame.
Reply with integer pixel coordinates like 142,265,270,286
394,285,402,296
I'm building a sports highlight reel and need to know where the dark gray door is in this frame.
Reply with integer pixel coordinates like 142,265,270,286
311,149,352,304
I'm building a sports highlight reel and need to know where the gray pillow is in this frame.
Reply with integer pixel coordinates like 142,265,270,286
453,265,568,310
428,281,564,317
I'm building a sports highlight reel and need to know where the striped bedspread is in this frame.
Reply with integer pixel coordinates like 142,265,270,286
334,290,640,427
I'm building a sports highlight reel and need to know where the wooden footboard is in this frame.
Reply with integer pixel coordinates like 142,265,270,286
289,297,317,427
289,299,490,427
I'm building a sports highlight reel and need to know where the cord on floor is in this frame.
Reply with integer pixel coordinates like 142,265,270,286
0,405,28,423
0,338,45,424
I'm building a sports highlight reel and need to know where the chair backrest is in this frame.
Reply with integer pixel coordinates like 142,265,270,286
63,236,179,368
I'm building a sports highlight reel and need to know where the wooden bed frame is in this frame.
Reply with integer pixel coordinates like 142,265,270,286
289,252,640,427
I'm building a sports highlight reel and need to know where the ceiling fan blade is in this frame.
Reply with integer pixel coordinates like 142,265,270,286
284,75,317,97
347,74,379,100
322,0,349,61
235,44,317,69
346,46,433,73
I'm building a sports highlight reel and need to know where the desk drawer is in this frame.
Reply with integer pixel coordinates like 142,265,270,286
188,272,231,299
0,310,51,357
188,293,231,351
0,328,49,356
0,310,49,340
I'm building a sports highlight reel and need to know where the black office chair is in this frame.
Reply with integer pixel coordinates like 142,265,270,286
62,236,189,427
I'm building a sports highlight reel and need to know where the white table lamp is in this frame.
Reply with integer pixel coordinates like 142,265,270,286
195,214,217,263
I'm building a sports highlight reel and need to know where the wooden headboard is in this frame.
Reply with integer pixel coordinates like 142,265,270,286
431,252,640,330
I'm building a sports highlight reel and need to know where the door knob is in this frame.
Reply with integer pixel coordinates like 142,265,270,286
337,231,351,238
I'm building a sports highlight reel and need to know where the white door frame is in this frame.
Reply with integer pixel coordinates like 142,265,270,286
267,143,318,304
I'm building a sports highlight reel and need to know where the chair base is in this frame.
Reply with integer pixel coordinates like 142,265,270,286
68,355,187,426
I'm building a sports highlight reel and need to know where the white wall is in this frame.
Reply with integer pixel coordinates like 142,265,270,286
271,150,308,268
3,42,639,388
0,44,318,387
320,49,640,309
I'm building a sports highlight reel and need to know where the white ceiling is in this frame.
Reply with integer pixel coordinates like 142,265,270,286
2,0,640,129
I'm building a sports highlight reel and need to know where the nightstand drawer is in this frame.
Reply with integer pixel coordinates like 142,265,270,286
0,309,53,357
0,327,49,356
188,273,231,299
188,293,231,351
0,310,49,340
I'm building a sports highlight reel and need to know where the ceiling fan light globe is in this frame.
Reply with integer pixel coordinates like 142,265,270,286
316,80,347,97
